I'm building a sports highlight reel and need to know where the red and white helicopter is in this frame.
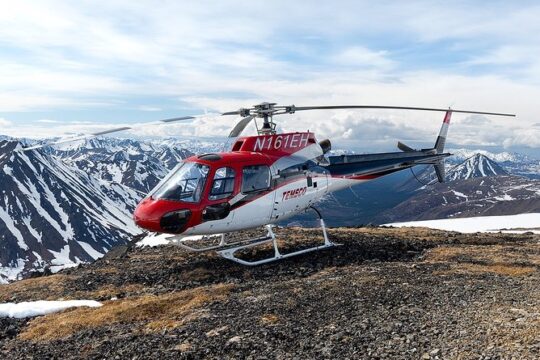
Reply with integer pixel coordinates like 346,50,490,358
28,103,514,265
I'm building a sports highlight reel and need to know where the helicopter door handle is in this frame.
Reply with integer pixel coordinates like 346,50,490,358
307,176,313,187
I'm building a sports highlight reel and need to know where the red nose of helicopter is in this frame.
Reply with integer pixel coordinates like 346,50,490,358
133,197,196,234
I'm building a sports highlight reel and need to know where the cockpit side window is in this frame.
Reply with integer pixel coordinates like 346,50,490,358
209,167,236,200
242,165,271,193
152,162,210,202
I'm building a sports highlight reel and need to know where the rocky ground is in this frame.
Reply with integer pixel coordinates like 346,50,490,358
0,227,539,359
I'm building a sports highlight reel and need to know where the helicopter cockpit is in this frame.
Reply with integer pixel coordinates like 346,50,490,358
135,152,273,234
150,155,272,205
151,162,210,203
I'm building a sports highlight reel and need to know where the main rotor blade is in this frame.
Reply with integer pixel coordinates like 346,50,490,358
222,110,241,116
228,115,255,137
22,115,201,151
292,105,516,117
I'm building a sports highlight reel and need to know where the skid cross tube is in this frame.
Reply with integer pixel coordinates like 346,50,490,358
217,206,339,266
171,233,273,253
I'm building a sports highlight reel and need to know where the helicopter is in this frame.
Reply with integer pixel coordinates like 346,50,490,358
26,103,515,265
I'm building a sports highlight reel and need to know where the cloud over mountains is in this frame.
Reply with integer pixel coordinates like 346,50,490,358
0,1,538,149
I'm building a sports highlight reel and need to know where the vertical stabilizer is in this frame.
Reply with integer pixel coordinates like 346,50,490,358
434,110,452,153
433,110,451,182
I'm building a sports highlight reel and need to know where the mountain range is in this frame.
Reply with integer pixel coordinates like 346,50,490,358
376,175,540,224
0,140,142,283
0,136,538,282
52,138,193,193
289,153,538,227
378,153,539,223
0,137,220,283
449,148,540,180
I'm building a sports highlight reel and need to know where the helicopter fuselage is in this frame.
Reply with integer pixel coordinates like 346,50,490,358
134,132,332,235
133,131,450,236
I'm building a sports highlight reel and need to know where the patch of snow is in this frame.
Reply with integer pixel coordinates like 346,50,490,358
0,202,28,250
494,194,515,201
0,300,102,318
49,263,80,274
137,233,223,247
137,233,172,247
387,213,540,234
0,259,26,284
78,241,104,260
49,245,74,266
451,190,468,200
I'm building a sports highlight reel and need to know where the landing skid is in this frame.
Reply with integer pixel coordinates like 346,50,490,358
172,233,273,253
171,207,339,266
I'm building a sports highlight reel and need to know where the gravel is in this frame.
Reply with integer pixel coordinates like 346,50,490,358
1,227,539,359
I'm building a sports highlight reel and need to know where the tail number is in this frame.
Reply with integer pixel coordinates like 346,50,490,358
253,133,310,152
282,187,307,201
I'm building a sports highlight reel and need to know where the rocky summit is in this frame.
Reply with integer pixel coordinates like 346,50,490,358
0,227,539,359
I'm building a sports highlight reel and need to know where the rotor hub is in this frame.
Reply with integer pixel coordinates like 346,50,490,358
254,102,279,135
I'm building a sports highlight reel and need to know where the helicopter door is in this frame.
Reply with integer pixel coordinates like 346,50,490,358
202,167,235,226
271,165,328,222
228,165,274,229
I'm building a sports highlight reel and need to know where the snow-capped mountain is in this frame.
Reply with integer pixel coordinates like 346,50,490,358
0,136,210,282
375,151,539,224
449,148,527,163
1,133,537,282
52,138,195,193
446,154,507,181
376,175,540,223
305,152,538,227
151,138,225,155
398,153,506,191
449,148,540,179
0,140,143,283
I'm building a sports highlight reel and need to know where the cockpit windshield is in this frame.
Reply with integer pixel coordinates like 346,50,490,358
152,162,210,202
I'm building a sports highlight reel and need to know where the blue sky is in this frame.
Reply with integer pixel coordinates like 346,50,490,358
0,1,539,154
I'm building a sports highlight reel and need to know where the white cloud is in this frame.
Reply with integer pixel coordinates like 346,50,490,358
0,1,538,151
332,46,395,70
137,106,162,112
455,115,491,126
0,118,12,127
36,119,60,123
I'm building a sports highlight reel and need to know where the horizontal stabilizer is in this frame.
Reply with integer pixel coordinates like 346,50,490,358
397,141,415,152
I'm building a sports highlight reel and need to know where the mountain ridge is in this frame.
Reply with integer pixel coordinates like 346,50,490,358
375,175,540,223
0,140,143,283
1,136,538,281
